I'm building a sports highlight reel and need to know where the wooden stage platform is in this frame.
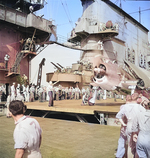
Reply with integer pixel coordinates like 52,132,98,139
25,98,125,116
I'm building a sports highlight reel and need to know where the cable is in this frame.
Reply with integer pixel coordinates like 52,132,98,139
60,0,74,29
56,22,71,26
129,8,150,15
64,1,74,26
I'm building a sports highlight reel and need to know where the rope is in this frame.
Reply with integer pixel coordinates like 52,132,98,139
60,0,74,29
129,8,150,15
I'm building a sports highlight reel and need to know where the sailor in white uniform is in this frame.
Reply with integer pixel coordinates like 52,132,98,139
9,100,42,158
132,98,150,158
11,82,16,101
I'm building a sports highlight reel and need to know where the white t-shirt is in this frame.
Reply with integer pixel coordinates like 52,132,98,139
14,116,42,158
47,85,53,92
116,103,144,135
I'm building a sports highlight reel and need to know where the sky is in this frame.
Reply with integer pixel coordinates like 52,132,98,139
36,0,83,43
36,0,150,41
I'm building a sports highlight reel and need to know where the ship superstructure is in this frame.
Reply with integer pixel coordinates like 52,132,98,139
69,0,149,65
47,0,150,92
66,0,150,88
0,0,55,94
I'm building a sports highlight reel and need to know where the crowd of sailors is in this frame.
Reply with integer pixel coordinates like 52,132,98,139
1,82,150,157
115,92,150,158
0,82,123,104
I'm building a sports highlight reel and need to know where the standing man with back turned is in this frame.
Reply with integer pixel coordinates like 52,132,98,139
9,100,42,158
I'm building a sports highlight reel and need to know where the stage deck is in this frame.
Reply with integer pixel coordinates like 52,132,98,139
25,98,125,115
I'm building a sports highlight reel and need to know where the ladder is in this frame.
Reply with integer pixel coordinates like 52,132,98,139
11,29,36,73
11,51,24,73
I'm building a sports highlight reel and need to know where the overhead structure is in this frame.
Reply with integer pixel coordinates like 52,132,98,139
0,0,56,95
0,0,46,14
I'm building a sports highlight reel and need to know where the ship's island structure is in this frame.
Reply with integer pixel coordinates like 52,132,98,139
0,0,56,96
46,0,150,92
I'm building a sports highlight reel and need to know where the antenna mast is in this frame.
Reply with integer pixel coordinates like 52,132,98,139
139,7,141,23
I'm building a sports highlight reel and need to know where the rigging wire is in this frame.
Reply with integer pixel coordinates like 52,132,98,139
60,0,74,29
56,22,71,26
129,8,150,14
64,1,74,26
51,0,60,22
114,0,119,5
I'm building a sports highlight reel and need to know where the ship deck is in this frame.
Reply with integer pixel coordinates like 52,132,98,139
25,98,125,115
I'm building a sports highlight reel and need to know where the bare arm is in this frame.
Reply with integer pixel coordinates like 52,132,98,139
114,118,120,125
119,118,127,126
15,149,24,158
53,80,59,86
133,133,138,142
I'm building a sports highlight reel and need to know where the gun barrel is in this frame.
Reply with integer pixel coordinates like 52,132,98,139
51,62,61,71
57,63,64,68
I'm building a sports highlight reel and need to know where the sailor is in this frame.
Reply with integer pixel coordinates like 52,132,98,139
81,87,85,95
71,28,75,37
47,81,59,105
9,100,42,158
16,84,24,101
22,84,27,102
103,90,107,100
116,93,141,158
61,87,65,100
89,86,98,105
29,84,35,102
38,86,44,102
11,82,16,101
71,87,75,99
65,87,69,99
115,95,131,158
34,86,39,100
0,85,6,102
81,92,88,105
24,38,31,50
0,86,3,102
16,84,20,96
85,87,90,97
54,86,59,101
75,85,80,100
4,54,10,69
46,86,49,102
80,87,84,99
97,40,104,50
25,85,30,102
132,96,150,158
68,87,72,99
5,94,11,118
29,5,34,13
97,89,101,100
43,86,47,102
114,23,119,31
47,81,54,106
58,85,63,100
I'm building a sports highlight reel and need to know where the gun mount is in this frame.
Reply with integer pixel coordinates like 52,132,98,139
51,62,61,72
57,63,64,69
